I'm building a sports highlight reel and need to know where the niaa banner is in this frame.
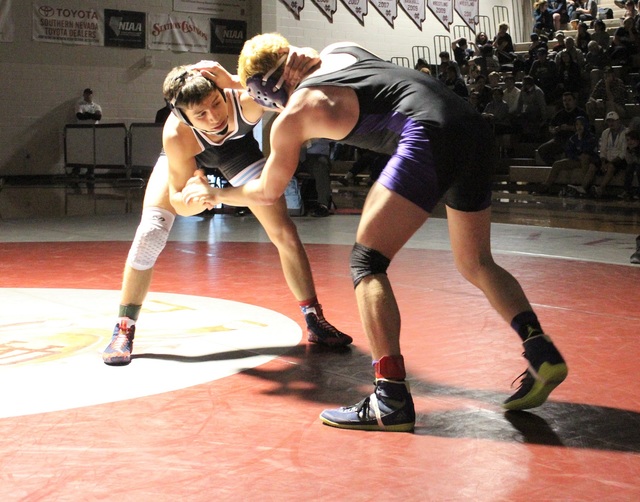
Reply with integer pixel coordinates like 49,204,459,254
148,13,209,53
0,0,14,42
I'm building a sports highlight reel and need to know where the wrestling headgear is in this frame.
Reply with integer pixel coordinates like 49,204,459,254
246,55,289,110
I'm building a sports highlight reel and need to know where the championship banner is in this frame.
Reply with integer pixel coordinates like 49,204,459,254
210,18,246,54
33,2,102,45
427,0,453,31
454,0,478,31
340,0,367,23
104,9,145,49
370,0,397,26
399,0,425,29
281,0,304,18
173,0,248,19
311,0,337,21
0,0,14,42
148,13,209,53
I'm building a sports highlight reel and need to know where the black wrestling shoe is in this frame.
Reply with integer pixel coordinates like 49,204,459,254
303,304,352,347
503,333,567,411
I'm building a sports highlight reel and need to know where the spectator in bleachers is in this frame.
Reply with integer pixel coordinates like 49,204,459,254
548,0,573,30
444,64,469,99
438,51,460,81
534,1,555,37
487,71,503,88
607,16,637,65
516,75,549,139
557,36,584,66
475,31,491,50
530,47,560,103
414,57,429,72
586,66,628,122
575,22,592,53
538,116,599,194
538,92,586,165
550,31,566,53
482,87,515,156
472,74,494,109
465,61,481,85
452,37,474,74
591,20,611,51
584,40,611,89
623,0,639,20
503,74,521,116
493,22,516,67
468,91,484,113
297,138,334,217
586,111,628,198
75,88,102,124
570,0,597,24
557,50,585,100
154,99,171,124
620,128,640,200
474,44,501,77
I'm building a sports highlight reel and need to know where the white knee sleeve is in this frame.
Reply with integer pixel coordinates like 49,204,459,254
127,207,175,270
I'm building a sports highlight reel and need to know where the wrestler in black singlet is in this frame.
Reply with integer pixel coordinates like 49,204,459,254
296,45,496,212
191,88,265,187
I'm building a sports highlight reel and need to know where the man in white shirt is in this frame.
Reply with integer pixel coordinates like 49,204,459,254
75,88,102,123
589,111,627,197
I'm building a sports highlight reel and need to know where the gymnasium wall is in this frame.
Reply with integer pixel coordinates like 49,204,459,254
0,0,516,176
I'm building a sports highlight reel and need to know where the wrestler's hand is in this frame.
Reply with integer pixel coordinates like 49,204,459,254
281,46,321,89
182,171,217,209
189,60,242,89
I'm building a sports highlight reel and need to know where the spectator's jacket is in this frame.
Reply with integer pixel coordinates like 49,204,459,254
566,131,599,161
599,127,628,161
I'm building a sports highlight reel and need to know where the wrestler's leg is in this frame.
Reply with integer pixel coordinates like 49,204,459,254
103,156,176,365
249,196,352,346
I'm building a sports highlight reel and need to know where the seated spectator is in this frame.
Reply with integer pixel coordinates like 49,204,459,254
538,116,599,194
482,87,515,156
468,91,485,113
414,58,430,72
503,74,521,117
530,47,559,103
75,88,102,123
475,31,491,50
444,64,469,98
551,31,566,53
474,44,501,77
586,67,628,122
623,0,639,20
339,148,389,187
556,36,584,66
584,41,611,89
556,51,584,98
487,71,503,89
155,99,171,124
516,76,549,139
297,139,335,217
452,37,474,74
571,0,597,24
534,0,555,37
591,20,611,51
583,111,628,197
539,92,586,165
620,128,640,200
472,74,493,109
465,61,481,85
608,16,639,65
575,23,592,54
548,0,572,30
438,51,460,81
493,22,516,67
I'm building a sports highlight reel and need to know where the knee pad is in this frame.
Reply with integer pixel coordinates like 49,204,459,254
127,207,175,270
350,243,390,288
